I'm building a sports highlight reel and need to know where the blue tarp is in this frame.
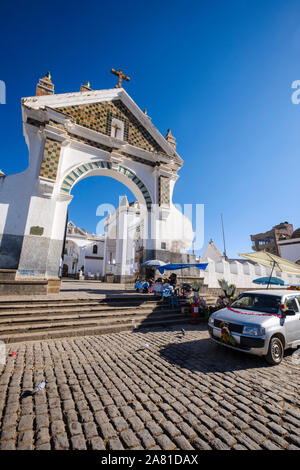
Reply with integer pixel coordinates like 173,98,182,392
157,263,208,274
135,281,149,290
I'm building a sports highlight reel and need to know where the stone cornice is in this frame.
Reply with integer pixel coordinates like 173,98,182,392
42,116,173,167
55,192,74,202
153,166,177,179
35,177,55,199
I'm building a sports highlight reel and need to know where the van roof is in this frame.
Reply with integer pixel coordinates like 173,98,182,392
243,289,298,297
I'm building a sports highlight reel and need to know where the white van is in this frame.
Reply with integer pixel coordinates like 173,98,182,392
208,290,300,364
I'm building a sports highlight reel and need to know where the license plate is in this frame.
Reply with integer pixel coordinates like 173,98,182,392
213,328,240,345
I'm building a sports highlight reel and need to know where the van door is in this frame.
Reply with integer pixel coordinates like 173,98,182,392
284,296,300,344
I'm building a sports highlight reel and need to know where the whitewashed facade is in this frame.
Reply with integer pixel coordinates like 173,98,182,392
62,222,104,277
199,241,300,289
278,232,300,265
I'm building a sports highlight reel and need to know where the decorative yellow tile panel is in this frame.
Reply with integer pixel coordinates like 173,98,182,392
159,176,170,206
56,100,165,154
39,138,61,180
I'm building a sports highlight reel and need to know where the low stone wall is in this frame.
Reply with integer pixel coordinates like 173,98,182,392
0,280,48,296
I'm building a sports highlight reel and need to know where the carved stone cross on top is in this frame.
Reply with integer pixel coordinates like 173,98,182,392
110,68,130,88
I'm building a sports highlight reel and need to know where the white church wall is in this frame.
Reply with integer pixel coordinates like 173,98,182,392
83,241,104,257
0,201,9,234
278,239,300,264
84,257,103,277
155,203,194,253
0,173,33,235
24,195,57,238
63,255,77,274
202,256,300,289
229,261,238,275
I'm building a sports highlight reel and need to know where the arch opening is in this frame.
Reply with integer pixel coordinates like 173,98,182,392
61,170,148,281
60,161,152,211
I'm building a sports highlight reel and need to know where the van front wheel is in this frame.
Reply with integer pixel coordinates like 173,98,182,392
265,336,284,365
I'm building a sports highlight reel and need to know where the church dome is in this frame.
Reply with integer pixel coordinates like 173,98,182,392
291,228,300,239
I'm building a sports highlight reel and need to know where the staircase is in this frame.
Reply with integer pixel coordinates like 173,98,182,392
0,295,189,344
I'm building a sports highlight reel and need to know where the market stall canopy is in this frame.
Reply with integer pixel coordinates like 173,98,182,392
141,260,166,267
157,263,208,274
253,276,285,286
238,251,300,275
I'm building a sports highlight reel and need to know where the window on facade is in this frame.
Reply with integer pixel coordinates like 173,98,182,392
111,118,124,140
161,242,167,250
93,245,98,254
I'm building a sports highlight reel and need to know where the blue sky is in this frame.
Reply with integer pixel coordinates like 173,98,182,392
0,0,300,258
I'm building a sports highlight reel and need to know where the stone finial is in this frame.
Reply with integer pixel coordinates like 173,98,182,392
36,72,54,96
120,195,129,207
165,129,176,150
143,109,151,121
80,81,92,92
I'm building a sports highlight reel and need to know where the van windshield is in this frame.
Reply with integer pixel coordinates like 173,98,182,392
230,294,281,314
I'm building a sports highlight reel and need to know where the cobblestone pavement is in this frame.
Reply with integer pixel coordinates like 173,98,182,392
0,324,300,450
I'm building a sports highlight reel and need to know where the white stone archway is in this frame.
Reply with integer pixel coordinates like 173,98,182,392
0,82,195,287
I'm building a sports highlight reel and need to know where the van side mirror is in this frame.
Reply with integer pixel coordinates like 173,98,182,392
285,309,296,316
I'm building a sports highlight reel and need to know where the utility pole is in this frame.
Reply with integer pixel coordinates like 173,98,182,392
221,213,227,260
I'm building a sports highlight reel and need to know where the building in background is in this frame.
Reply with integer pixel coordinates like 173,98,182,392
199,239,300,289
63,222,104,277
278,228,300,265
250,222,293,255
63,193,199,281
103,197,142,281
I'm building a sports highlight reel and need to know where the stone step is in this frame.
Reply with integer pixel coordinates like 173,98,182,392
0,313,188,344
0,295,152,304
0,296,163,308
0,302,171,316
0,309,182,331
0,306,177,324
0,288,212,344
0,301,101,311
0,294,217,306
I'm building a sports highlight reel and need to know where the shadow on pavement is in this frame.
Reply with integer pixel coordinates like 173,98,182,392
158,325,294,373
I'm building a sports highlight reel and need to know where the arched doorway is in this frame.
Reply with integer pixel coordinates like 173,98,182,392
62,264,68,277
